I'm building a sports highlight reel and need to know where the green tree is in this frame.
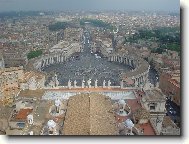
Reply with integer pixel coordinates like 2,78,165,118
48,22,69,31
27,50,43,59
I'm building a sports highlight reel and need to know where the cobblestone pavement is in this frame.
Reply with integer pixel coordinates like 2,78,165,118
43,30,132,86
148,67,159,86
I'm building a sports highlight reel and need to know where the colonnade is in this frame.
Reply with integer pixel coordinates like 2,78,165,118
108,54,150,87
132,68,149,87
41,54,67,68
108,55,138,68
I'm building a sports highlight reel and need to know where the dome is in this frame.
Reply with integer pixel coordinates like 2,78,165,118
29,131,33,135
124,119,134,129
55,99,61,107
47,120,56,128
27,114,33,119
118,99,126,105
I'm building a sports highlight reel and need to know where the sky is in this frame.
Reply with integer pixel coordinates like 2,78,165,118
0,0,180,12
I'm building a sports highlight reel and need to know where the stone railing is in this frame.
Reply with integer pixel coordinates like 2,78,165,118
42,90,137,100
44,79,139,90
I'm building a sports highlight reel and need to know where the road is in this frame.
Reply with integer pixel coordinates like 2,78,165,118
148,67,159,86
165,98,180,125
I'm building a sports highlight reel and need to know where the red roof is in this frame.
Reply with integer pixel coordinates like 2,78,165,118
15,108,33,120
127,99,142,112
139,122,156,135
169,79,180,88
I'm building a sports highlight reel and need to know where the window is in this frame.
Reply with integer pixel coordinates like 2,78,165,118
17,122,25,128
150,105,155,110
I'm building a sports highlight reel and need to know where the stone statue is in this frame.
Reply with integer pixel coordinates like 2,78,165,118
156,82,159,88
135,81,138,88
74,80,77,88
103,80,106,88
87,78,91,88
27,114,33,125
95,79,98,88
54,73,59,87
120,80,124,89
108,80,111,89
68,79,71,89
82,79,85,88
49,80,54,88
56,79,59,87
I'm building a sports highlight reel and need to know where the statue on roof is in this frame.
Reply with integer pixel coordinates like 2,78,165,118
54,73,59,87
68,79,71,89
94,79,98,88
74,80,77,88
82,79,85,88
108,80,111,89
120,80,124,89
87,78,91,88
103,80,106,88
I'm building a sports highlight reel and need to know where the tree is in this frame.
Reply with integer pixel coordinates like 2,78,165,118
48,22,69,31
27,50,43,59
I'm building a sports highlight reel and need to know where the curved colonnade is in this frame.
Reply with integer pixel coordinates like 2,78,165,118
108,53,150,87
32,46,81,71
32,47,149,88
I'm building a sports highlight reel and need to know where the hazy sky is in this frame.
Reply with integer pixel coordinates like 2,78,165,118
0,0,180,12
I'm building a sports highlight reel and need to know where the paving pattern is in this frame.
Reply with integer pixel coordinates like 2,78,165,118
42,91,136,100
148,67,159,86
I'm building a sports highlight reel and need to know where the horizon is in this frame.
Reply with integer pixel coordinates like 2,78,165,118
0,0,180,13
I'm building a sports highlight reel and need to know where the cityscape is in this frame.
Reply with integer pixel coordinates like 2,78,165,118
0,0,180,136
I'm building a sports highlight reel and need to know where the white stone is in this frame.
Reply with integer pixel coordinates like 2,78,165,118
47,120,56,128
124,119,134,129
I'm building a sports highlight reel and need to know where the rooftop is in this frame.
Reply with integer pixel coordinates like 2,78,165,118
63,93,118,135
162,116,178,129
31,100,52,126
90,93,118,135
144,89,166,102
169,78,180,88
0,66,23,74
19,71,45,83
136,122,156,135
134,108,150,120
63,94,90,135
18,89,45,98
13,108,33,121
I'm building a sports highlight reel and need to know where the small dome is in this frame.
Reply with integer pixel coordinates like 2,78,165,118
124,119,134,129
29,131,33,135
55,99,61,107
47,120,56,128
118,99,126,105
27,114,33,119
